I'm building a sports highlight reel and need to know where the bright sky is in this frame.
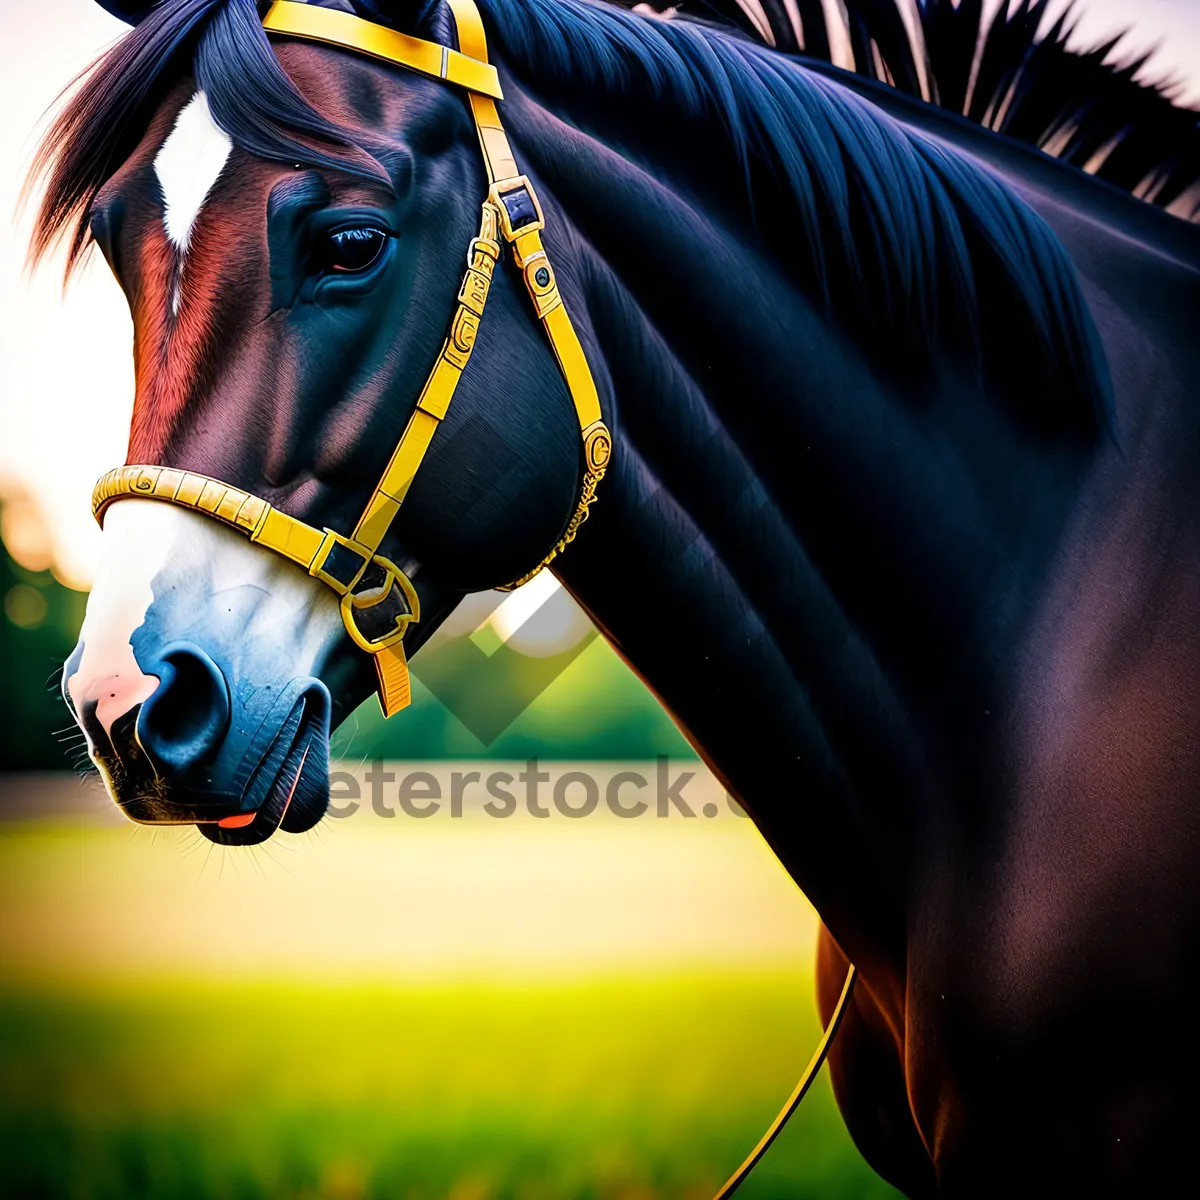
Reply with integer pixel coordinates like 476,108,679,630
0,1,130,589
1,0,1197,590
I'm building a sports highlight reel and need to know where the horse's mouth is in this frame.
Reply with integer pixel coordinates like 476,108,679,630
88,695,330,846
197,731,321,848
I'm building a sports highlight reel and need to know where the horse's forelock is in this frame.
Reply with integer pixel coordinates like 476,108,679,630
27,0,391,283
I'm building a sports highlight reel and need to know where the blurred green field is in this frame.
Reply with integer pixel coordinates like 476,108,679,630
0,794,901,1200
0,974,898,1200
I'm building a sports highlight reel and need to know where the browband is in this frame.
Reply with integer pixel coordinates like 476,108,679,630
262,0,504,98
93,0,611,719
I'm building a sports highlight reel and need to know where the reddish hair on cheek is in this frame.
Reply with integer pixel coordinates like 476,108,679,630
127,225,178,462
126,205,257,465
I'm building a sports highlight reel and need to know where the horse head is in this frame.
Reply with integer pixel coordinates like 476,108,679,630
43,0,603,844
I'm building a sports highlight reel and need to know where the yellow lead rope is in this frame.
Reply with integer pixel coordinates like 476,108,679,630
712,964,857,1199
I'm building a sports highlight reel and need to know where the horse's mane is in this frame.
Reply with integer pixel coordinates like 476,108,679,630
482,0,1112,431
685,1,1200,223
29,0,1113,431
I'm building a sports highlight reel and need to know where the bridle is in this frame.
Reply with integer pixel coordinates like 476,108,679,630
86,2,855,1192
92,0,612,719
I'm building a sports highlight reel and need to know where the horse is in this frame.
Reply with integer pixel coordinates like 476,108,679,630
30,0,1200,1194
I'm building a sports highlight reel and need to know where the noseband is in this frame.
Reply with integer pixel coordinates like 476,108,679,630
91,0,612,718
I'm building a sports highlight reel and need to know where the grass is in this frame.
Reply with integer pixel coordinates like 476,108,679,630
0,794,901,1199
0,974,899,1200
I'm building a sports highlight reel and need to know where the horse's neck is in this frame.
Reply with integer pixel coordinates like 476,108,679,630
506,78,1085,970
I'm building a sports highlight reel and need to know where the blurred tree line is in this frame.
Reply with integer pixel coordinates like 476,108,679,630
0,520,86,771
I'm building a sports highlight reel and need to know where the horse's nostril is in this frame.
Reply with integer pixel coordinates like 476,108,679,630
136,644,231,774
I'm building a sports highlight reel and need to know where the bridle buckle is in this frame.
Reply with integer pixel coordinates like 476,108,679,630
336,551,421,655
488,175,545,241
309,530,420,654
336,554,421,719
309,529,373,594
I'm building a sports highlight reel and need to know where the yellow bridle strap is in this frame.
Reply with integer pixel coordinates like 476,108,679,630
353,201,502,550
262,1,503,99
94,466,350,589
448,0,611,586
712,964,857,1198
266,0,610,585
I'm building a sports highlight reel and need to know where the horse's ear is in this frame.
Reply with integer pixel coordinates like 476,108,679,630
93,0,157,23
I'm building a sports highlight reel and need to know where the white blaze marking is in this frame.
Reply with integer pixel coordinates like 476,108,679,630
67,501,342,750
68,501,175,740
153,91,232,312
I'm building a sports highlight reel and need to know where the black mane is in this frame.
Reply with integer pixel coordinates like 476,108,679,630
645,0,1200,221
483,0,1112,431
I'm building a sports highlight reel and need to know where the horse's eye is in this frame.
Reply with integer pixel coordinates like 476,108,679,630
322,227,387,274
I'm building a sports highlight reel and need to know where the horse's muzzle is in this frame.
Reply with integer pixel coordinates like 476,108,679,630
73,645,332,845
